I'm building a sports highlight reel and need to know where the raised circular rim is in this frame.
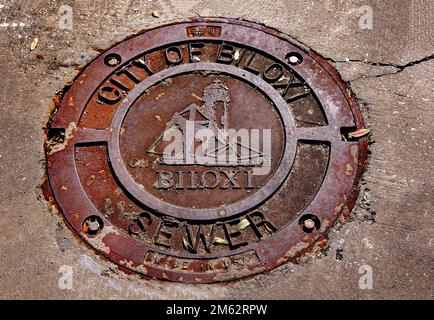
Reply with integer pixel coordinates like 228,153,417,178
45,18,368,283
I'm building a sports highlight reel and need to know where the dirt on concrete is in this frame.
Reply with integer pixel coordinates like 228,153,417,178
0,0,432,299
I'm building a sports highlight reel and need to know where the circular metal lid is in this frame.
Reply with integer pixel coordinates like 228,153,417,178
45,18,368,283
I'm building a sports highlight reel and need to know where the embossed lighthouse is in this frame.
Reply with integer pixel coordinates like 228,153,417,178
147,80,265,166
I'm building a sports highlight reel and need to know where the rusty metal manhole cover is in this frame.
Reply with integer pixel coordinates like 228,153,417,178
44,18,368,283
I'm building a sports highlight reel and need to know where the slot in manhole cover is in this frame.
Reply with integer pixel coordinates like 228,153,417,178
44,18,368,283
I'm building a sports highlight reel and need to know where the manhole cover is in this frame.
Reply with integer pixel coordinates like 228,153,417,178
44,18,368,283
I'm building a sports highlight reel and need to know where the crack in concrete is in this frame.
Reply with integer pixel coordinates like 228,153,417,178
348,69,400,82
330,53,434,82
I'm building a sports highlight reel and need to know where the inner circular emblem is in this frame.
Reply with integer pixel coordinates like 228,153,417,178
45,19,368,283
113,63,295,220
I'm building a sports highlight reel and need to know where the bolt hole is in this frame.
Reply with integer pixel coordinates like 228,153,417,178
299,214,320,233
82,215,103,236
104,53,122,67
47,128,66,143
285,52,303,65
340,126,357,141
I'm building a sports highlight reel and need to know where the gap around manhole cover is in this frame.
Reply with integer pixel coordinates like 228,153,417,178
43,18,368,283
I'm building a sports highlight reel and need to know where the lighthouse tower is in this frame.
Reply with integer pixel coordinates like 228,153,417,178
202,80,230,132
